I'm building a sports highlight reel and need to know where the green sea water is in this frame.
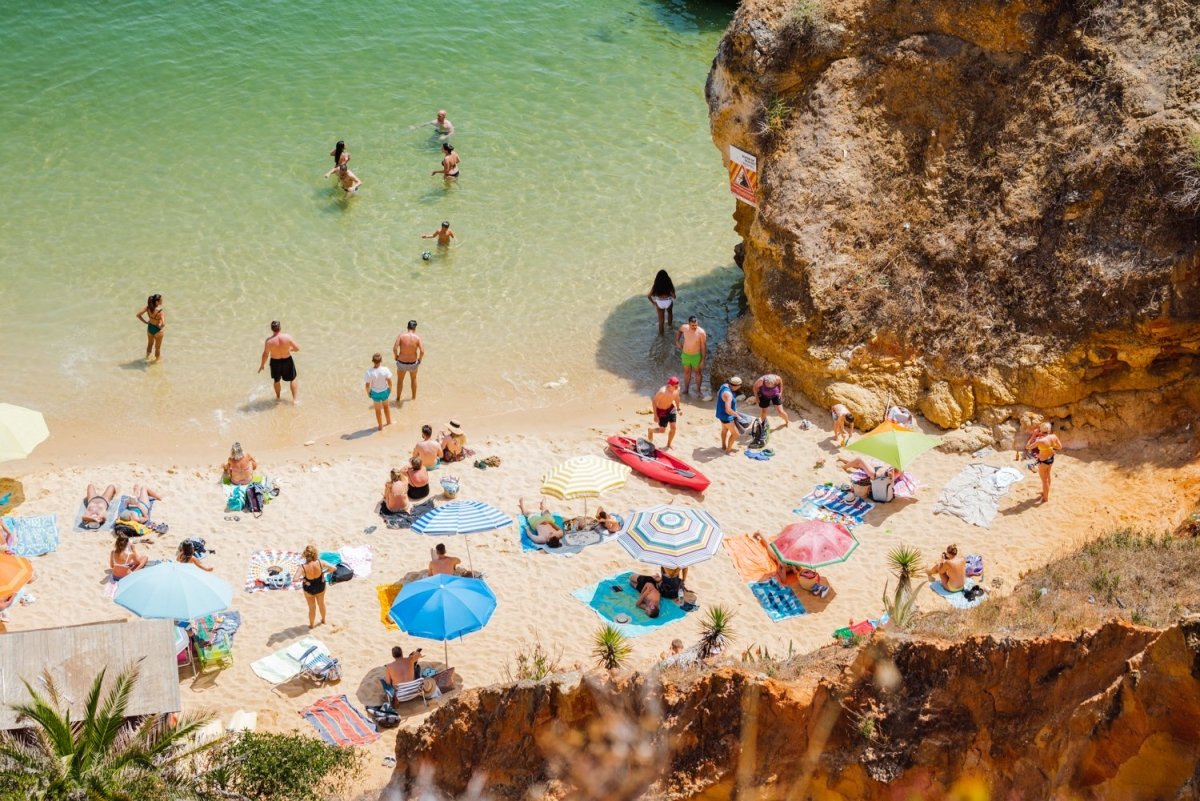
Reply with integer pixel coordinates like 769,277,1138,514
0,0,739,457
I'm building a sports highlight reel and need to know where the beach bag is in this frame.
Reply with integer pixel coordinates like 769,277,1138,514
635,438,657,457
368,705,401,728
870,474,894,503
183,537,209,558
659,575,683,599
226,486,245,512
330,563,354,584
244,484,264,516
733,413,753,435
965,554,983,577
749,418,770,450
885,406,914,427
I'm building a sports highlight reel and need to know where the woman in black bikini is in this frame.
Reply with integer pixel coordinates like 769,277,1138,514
403,456,431,502
432,143,460,179
136,294,165,362
300,545,335,629
81,483,118,530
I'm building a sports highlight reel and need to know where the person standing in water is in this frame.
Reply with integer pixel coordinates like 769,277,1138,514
647,270,676,335
675,316,707,396
432,143,460,179
258,320,301,403
647,376,682,450
393,320,424,401
136,294,165,362
326,140,350,172
330,162,362,193
413,109,455,139
422,221,456,248
364,352,393,431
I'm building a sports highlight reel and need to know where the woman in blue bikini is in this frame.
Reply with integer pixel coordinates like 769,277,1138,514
136,293,165,362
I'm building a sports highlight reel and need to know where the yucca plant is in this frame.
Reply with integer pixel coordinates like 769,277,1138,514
697,605,735,659
592,625,633,671
0,666,216,801
882,577,928,630
887,545,924,596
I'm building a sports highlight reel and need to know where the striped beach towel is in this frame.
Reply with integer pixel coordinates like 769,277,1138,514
299,695,379,747
244,550,304,593
794,485,874,525
749,578,806,621
3,515,59,556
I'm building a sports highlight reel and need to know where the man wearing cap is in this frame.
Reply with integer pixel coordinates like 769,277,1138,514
393,320,425,401
421,221,456,249
675,316,707,396
647,377,683,450
715,376,743,454
258,320,301,403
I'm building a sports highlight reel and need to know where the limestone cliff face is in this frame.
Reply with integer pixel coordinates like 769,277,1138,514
385,619,1200,800
705,0,1200,444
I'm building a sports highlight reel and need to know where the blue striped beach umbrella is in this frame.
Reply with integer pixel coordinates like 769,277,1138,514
617,504,724,569
412,500,513,571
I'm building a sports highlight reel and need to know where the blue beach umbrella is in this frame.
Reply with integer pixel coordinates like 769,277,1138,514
114,561,233,620
412,500,513,571
388,574,497,663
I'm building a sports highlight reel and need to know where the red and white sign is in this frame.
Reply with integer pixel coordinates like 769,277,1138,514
728,145,758,207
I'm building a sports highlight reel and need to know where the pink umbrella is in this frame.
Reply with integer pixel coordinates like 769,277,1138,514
769,520,859,569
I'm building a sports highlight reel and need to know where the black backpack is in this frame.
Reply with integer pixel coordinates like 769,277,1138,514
245,484,264,516
330,563,354,583
749,418,770,449
183,537,210,557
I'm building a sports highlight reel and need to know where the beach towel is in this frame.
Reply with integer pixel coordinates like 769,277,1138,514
833,613,890,643
722,534,777,583
193,610,242,646
3,515,58,556
933,464,1023,528
792,501,865,531
102,576,120,599
930,580,986,609
749,578,806,621
571,572,687,637
299,694,379,747
376,583,402,630
250,636,329,684
109,496,156,530
339,545,373,578
794,485,874,526
378,500,435,529
244,550,304,593
519,513,610,556
74,498,117,532
516,513,552,552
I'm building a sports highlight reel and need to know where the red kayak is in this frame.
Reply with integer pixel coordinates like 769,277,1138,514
607,436,710,493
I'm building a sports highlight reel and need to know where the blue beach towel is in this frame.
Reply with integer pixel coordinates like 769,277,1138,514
930,579,986,609
749,578,806,621
794,485,874,525
3,515,59,557
517,513,580,554
571,571,687,637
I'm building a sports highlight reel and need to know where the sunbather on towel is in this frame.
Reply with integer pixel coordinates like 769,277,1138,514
223,442,258,486
120,484,162,523
927,544,966,592
382,468,410,514
630,574,662,618
81,483,118,529
836,454,900,481
518,497,563,548
564,507,621,535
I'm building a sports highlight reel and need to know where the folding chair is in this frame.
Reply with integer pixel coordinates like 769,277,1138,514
196,632,234,673
298,645,341,684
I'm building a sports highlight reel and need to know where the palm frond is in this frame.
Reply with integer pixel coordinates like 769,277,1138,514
12,677,76,757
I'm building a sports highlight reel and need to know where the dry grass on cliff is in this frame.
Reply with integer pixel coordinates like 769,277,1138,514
910,528,1200,641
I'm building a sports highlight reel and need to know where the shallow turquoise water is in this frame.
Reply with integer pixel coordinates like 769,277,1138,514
0,0,739,455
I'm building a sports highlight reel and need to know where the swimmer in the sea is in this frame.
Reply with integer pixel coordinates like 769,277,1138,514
412,109,454,139
324,140,350,175
332,162,362,193
421,221,456,248
431,143,459,179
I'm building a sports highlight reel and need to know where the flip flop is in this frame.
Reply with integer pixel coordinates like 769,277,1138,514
223,515,240,522
364,525,377,534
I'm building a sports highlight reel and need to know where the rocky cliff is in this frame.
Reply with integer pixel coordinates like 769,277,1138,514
384,618,1200,800
705,0,1200,445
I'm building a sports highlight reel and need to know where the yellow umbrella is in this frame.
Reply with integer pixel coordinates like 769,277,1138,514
0,404,49,463
541,455,630,514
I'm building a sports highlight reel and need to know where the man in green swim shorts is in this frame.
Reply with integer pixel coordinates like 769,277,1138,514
675,315,707,396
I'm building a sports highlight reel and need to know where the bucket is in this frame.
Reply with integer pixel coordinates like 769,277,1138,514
440,477,460,499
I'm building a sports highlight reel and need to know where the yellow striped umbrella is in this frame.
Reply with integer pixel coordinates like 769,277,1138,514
0,404,49,463
541,456,630,513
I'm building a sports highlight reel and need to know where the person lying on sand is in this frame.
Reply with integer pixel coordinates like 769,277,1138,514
630,574,661,618
518,497,563,548
836,454,901,481
81,483,118,529
119,484,162,523
382,468,410,514
927,544,966,592
564,507,621,535
110,533,147,580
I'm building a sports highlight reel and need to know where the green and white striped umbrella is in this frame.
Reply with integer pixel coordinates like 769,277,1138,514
618,504,723,568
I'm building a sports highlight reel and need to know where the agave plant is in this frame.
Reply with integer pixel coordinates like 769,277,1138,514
0,665,216,801
592,624,633,671
887,545,924,596
697,605,735,659
882,577,928,631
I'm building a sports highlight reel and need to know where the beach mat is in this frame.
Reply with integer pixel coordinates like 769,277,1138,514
339,545,372,578
930,580,986,609
722,534,777,583
749,578,806,621
518,513,589,555
74,498,117,532
299,694,378,747
250,636,328,684
109,496,155,530
376,583,402,630
794,485,873,526
245,550,304,593
3,514,58,556
378,500,435,530
571,571,687,637
933,464,1023,528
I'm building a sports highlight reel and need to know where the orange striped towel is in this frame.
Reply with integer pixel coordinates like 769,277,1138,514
723,534,777,583
376,583,402,631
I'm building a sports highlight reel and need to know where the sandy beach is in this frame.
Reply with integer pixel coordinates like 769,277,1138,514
4,390,1198,792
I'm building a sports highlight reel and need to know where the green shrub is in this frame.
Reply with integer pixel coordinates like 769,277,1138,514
206,731,361,801
505,636,564,681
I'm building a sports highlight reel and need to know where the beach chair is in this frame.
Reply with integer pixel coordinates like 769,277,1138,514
174,628,197,679
380,668,453,708
196,631,234,673
298,645,342,684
